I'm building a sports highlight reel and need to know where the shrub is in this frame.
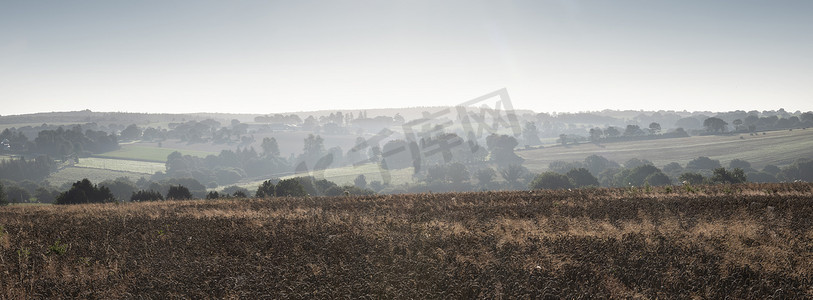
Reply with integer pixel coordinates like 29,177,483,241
166,185,193,200
56,179,115,205
255,180,276,198
530,172,574,190
711,168,747,184
686,156,721,170
275,178,306,197
566,168,599,187
679,172,706,185
131,190,164,202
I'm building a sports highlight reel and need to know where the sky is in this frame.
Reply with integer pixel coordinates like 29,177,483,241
1,0,812,115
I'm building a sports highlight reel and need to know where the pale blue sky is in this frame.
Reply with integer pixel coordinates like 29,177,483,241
1,0,811,115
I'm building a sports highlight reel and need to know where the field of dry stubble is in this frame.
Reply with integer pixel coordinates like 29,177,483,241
1,183,812,298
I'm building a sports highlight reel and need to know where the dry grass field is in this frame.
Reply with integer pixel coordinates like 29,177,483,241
1,183,811,298
519,128,813,172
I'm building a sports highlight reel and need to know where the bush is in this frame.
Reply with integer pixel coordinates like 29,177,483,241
566,168,599,187
166,185,193,200
645,172,672,186
679,172,706,185
530,172,574,190
729,159,752,170
56,179,115,205
255,180,276,198
275,178,306,197
686,156,721,170
711,168,747,184
206,191,222,200
662,162,683,174
617,165,668,187
131,190,164,202
222,185,250,197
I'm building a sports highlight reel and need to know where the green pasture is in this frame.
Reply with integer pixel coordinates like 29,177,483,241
47,167,147,187
231,163,416,192
95,145,215,162
74,157,165,174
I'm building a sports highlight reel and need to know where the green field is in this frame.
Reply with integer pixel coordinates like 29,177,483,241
74,157,165,174
95,145,215,162
47,167,147,187
231,163,415,191
519,129,813,172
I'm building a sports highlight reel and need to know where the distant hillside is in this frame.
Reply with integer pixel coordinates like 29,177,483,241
519,128,813,171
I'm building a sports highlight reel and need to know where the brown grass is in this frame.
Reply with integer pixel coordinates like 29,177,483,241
1,182,811,298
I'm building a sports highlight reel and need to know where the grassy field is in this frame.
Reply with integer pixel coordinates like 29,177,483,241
94,144,215,162
0,183,810,298
232,163,416,191
519,129,813,172
74,157,165,175
46,167,147,187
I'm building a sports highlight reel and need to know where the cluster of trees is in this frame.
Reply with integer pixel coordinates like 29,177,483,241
163,147,290,186
583,123,688,144
0,156,56,182
55,179,115,204
33,126,119,158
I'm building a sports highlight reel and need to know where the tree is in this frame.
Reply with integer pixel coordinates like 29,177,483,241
530,172,574,190
662,162,683,174
522,122,542,145
166,185,193,200
475,168,497,187
56,179,115,204
605,126,621,137
255,180,276,198
120,124,142,140
732,119,743,129
303,134,325,161
703,117,728,133
624,125,643,136
446,163,470,184
729,159,751,170
645,172,672,186
222,185,250,197
679,172,706,185
566,168,599,187
99,177,136,202
261,137,280,157
206,191,222,200
485,134,524,167
624,158,653,169
762,165,781,175
686,156,721,170
649,122,661,134
711,168,747,184
617,165,668,187
34,187,59,203
583,155,619,176
131,190,163,202
275,178,306,197
381,139,413,170
354,174,367,189
589,128,603,142
4,185,31,203
500,164,528,189
425,165,448,183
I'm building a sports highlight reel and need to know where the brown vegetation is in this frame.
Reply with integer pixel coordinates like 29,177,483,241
1,183,812,298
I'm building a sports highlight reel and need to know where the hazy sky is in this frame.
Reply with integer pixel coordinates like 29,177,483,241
2,0,811,115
